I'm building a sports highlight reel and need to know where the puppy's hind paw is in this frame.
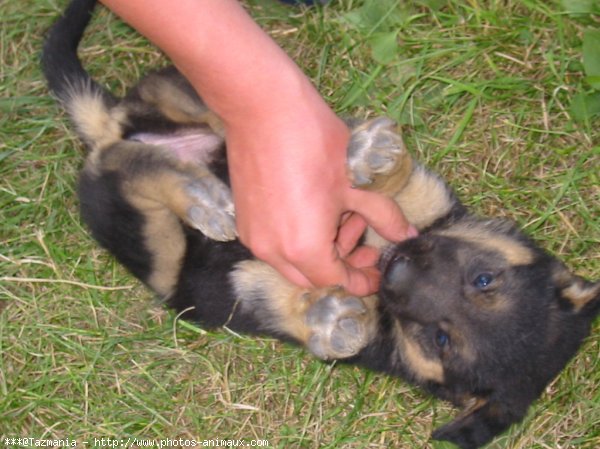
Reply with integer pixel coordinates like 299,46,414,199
184,178,237,241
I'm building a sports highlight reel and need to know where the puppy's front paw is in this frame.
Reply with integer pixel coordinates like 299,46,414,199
306,292,374,360
347,117,408,189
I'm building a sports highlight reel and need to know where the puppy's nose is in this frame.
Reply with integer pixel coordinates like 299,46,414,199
383,253,413,293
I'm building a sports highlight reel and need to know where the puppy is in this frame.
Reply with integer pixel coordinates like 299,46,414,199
42,1,600,448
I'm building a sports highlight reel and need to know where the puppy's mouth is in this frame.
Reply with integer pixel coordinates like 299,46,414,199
378,244,398,273
378,244,414,279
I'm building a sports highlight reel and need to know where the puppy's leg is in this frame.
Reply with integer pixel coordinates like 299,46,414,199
81,139,236,297
231,260,377,359
126,67,226,136
96,140,236,242
348,117,459,232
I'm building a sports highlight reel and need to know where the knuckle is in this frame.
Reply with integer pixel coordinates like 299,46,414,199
280,240,321,265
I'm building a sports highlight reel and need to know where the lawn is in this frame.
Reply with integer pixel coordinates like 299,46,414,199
1,0,598,448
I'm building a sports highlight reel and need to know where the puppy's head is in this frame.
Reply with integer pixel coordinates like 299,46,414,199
379,218,600,449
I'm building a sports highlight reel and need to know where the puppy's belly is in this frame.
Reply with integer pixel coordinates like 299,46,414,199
129,129,223,164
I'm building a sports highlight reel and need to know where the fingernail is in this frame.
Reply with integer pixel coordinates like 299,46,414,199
407,224,419,239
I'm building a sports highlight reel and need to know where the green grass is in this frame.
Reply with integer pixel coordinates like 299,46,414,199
1,0,598,448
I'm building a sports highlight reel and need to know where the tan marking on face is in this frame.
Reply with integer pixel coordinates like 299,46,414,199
562,282,600,311
393,322,444,383
471,291,513,312
446,327,477,364
438,224,534,265
552,263,600,311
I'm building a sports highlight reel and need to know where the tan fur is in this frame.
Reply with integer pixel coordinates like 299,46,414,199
142,210,186,297
121,171,196,297
230,260,380,345
97,141,221,296
438,224,534,266
552,264,600,311
98,140,219,223
123,168,210,221
68,90,125,152
455,396,488,419
197,111,225,138
137,75,225,136
230,260,312,342
364,163,454,249
395,165,455,230
393,322,444,383
366,152,414,196
562,282,600,311
446,328,477,364
469,290,513,312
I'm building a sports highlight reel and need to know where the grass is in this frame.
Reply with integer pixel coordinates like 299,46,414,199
1,0,598,447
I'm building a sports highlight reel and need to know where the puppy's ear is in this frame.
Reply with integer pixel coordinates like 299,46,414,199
431,398,526,449
552,261,600,316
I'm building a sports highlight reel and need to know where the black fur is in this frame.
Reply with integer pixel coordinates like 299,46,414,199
42,0,114,109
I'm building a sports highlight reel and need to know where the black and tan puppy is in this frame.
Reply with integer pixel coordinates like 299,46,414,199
42,1,600,448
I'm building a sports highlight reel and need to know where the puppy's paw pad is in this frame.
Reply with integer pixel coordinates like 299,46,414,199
306,294,370,360
185,180,237,241
347,117,406,187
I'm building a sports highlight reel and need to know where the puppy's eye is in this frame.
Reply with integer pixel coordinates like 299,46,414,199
435,329,450,349
473,273,494,289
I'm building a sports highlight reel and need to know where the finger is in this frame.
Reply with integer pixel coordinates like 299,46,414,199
346,245,380,269
277,263,314,289
336,213,368,258
275,240,381,296
244,227,364,292
342,264,380,296
295,251,379,296
253,252,315,289
348,190,415,242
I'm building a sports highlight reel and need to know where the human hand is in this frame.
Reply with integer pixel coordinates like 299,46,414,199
225,91,414,296
99,0,414,295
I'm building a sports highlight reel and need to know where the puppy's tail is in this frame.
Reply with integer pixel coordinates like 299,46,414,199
42,0,122,151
